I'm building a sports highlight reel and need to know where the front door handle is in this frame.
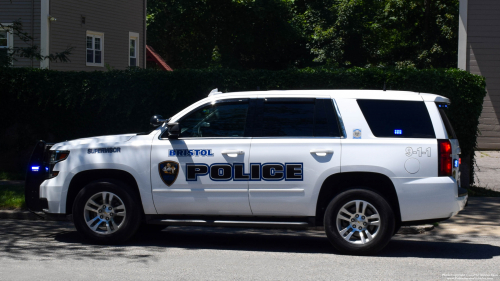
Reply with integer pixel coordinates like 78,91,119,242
310,149,334,156
222,150,244,157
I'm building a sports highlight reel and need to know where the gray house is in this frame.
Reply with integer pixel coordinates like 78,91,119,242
0,0,146,70
458,0,500,150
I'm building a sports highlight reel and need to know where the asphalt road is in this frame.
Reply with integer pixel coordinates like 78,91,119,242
0,219,499,281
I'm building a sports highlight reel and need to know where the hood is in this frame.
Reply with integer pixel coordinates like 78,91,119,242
50,134,136,150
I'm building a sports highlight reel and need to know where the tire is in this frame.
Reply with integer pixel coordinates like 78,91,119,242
324,188,395,255
72,179,142,244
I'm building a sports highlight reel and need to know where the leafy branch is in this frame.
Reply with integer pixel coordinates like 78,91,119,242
0,20,73,67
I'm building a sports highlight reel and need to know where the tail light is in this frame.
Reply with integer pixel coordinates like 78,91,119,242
438,139,452,177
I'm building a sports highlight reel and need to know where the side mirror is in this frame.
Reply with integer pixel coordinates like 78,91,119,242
150,115,167,127
167,122,180,139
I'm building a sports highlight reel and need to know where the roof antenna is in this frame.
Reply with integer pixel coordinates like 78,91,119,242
208,88,222,97
383,82,386,91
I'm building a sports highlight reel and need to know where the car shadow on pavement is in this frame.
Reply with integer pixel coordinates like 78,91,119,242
55,226,500,260
2,219,499,261
381,234,500,259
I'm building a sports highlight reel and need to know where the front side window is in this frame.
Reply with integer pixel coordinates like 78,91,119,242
357,99,436,138
177,101,249,138
86,32,103,66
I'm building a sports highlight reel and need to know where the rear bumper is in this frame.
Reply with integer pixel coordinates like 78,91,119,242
394,176,467,222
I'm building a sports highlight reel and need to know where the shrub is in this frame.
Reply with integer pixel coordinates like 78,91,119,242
0,67,486,181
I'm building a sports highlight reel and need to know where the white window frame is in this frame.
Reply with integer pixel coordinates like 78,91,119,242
129,32,139,67
86,31,104,67
0,23,14,66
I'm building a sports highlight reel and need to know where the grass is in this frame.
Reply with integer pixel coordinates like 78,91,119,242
0,185,25,210
0,171,25,180
467,186,500,197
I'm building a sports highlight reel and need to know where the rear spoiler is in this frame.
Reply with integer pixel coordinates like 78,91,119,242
25,140,53,212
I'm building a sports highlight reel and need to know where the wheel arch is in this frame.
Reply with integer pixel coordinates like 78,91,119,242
315,172,401,227
66,169,144,217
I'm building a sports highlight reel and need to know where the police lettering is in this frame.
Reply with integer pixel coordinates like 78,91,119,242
186,163,303,181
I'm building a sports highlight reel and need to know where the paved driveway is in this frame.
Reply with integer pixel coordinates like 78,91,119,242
475,151,500,191
1,214,499,280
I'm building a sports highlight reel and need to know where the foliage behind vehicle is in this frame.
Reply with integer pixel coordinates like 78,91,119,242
0,67,486,181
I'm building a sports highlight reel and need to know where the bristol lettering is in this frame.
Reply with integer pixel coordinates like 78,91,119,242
169,149,214,157
186,163,303,182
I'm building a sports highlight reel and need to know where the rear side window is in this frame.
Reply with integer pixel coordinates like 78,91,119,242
357,100,436,138
254,98,342,137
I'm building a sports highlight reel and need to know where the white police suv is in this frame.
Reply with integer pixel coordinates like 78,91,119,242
25,89,468,255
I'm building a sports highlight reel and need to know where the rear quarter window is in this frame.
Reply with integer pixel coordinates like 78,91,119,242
357,99,436,138
436,104,457,139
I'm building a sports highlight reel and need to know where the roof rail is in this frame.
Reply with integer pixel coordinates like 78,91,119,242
208,88,223,97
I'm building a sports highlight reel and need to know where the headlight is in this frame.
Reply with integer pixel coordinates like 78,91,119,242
47,150,70,178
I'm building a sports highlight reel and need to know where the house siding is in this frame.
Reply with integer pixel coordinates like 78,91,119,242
0,0,41,68
467,0,500,149
49,0,145,71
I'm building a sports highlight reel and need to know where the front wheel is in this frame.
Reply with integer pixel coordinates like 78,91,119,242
324,189,395,255
72,180,142,244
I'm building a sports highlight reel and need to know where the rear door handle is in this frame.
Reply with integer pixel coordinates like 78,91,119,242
310,149,334,156
222,150,244,157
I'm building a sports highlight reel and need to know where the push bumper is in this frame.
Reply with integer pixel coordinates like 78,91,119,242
25,141,53,212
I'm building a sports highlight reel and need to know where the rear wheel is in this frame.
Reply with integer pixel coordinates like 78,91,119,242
324,189,395,255
72,180,142,244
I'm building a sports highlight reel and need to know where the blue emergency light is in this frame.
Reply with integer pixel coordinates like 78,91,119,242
394,129,402,135
31,166,40,172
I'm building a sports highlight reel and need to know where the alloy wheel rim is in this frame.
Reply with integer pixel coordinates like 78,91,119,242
336,200,381,244
83,192,126,235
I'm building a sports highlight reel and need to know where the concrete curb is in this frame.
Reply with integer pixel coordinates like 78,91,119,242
0,210,43,220
398,225,434,234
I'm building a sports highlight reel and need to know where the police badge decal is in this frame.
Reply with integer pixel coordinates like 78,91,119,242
158,161,180,186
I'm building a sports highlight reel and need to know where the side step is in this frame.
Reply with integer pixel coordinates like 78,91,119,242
146,216,315,229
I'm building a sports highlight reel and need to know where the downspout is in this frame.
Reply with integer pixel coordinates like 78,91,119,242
458,0,468,71
144,0,147,69
31,0,34,67
40,0,49,69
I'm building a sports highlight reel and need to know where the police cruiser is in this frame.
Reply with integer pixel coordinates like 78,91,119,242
25,89,468,255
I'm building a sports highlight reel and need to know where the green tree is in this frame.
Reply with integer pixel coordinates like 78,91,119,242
147,0,459,70
147,0,313,70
